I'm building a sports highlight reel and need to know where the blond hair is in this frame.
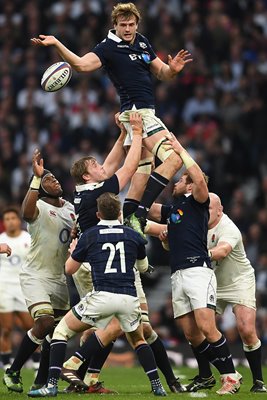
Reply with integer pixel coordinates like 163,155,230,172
111,2,141,25
183,171,209,185
70,156,96,184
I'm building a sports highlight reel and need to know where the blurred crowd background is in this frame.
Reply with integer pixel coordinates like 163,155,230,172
1,0,267,355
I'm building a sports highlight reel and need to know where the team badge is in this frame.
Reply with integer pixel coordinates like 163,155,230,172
49,210,57,217
139,42,147,49
211,234,215,242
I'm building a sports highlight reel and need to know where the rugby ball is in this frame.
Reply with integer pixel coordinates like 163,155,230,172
41,61,72,92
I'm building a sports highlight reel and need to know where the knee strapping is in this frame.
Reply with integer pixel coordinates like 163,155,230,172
146,330,158,345
141,310,150,324
151,138,174,162
136,157,154,175
53,318,76,341
243,340,261,352
30,304,54,321
27,329,44,346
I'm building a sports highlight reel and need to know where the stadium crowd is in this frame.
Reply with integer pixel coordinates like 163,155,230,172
1,0,267,348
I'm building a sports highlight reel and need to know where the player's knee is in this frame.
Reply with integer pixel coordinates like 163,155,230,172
151,138,174,162
1,326,12,340
53,318,76,341
32,315,55,339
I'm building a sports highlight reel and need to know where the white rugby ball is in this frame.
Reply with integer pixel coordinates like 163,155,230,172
41,61,72,92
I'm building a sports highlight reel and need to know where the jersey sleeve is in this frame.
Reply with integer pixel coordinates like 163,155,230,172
137,242,146,260
160,205,170,224
217,222,240,249
144,36,157,61
91,40,108,65
71,232,92,263
103,175,120,195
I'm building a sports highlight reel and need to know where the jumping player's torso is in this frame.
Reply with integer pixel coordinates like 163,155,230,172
92,30,157,111
72,221,146,297
73,175,120,234
161,194,211,273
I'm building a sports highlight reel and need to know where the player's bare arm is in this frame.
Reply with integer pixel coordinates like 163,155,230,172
209,241,232,261
21,149,43,222
31,35,102,72
165,133,208,203
150,49,193,81
102,113,127,177
145,220,167,237
115,112,143,190
0,243,12,256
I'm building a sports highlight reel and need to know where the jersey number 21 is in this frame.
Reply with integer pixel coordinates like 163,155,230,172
102,242,126,274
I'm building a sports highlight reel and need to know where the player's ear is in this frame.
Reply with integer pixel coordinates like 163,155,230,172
118,210,123,223
82,172,90,182
96,211,101,220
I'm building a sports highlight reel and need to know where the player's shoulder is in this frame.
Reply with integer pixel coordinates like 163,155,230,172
220,213,240,233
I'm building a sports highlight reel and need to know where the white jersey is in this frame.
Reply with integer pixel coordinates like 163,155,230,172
208,213,254,289
21,199,75,279
0,230,31,284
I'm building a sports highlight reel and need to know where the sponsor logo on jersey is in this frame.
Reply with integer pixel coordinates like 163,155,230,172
211,234,215,242
49,210,57,217
170,209,183,224
139,42,147,49
209,294,215,303
117,44,129,48
70,213,76,221
141,52,151,64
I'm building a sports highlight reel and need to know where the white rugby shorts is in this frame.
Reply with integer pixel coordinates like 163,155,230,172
171,267,217,318
20,272,70,317
119,107,168,146
0,282,28,313
216,273,256,314
73,291,142,333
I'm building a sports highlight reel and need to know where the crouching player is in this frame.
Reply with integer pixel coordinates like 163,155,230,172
28,193,167,397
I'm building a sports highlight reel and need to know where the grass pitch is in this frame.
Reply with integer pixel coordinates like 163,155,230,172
0,366,266,399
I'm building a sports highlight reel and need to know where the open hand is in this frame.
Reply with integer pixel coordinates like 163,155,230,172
129,112,143,135
31,35,57,47
0,243,12,256
32,149,44,177
168,49,193,75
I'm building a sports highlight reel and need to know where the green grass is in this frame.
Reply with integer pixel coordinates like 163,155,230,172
0,366,266,399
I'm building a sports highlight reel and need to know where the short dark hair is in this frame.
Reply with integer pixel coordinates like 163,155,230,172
70,156,96,184
2,206,21,219
97,193,121,220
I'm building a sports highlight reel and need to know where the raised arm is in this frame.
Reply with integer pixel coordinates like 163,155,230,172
165,133,208,203
31,35,102,73
115,112,143,191
150,50,193,81
21,149,43,222
147,203,163,223
102,113,127,177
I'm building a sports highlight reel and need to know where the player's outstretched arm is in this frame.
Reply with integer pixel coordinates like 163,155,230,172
31,35,102,72
115,112,143,190
102,113,127,177
0,243,11,256
21,149,43,222
164,133,208,203
150,49,193,81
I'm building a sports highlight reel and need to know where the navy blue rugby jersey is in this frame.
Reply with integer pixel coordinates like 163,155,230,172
92,30,157,112
72,221,147,297
73,175,119,234
161,194,211,273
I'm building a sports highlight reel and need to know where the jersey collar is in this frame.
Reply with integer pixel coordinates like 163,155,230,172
75,182,104,192
98,219,121,226
108,30,122,42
